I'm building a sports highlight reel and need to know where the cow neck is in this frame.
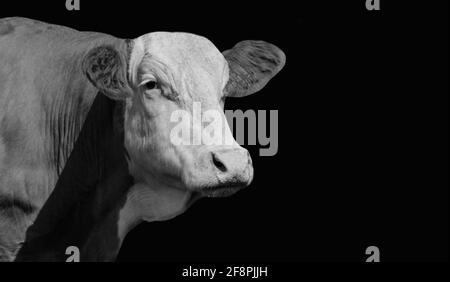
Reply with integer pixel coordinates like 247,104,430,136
80,181,200,261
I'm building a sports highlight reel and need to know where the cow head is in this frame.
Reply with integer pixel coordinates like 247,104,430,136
82,32,285,203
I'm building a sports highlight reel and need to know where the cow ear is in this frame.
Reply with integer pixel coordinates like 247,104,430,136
223,40,286,98
82,43,132,100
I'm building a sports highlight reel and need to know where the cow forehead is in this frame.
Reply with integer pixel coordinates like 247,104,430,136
130,32,229,97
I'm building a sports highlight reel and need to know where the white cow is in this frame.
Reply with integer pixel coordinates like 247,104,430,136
0,17,285,261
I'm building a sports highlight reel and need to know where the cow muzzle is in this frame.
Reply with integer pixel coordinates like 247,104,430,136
200,147,254,197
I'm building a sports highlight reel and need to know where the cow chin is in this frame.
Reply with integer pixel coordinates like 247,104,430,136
181,164,254,198
200,184,247,198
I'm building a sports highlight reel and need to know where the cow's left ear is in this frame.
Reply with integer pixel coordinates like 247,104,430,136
82,42,132,100
223,40,286,98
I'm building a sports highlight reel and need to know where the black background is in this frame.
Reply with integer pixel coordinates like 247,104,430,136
1,1,448,262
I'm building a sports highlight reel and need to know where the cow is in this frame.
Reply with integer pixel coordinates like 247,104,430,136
0,17,285,261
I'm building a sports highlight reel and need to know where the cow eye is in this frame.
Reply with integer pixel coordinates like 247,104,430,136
144,80,158,90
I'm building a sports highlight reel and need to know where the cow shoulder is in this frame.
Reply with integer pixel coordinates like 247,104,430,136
0,18,130,260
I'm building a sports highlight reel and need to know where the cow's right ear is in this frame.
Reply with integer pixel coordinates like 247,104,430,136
82,43,132,100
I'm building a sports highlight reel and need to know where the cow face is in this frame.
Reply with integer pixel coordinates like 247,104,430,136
83,32,285,198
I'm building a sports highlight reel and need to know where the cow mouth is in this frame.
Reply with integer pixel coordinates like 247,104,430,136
200,182,247,198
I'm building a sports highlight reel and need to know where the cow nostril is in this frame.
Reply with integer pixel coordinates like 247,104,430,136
212,152,227,173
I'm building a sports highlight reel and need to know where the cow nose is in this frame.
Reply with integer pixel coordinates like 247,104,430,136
210,148,253,183
201,148,253,197
212,152,228,172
